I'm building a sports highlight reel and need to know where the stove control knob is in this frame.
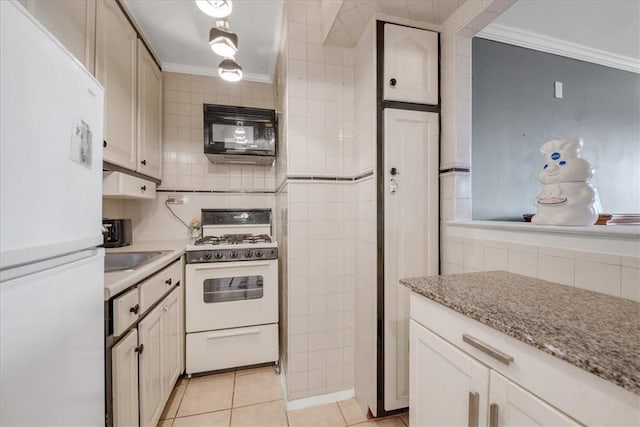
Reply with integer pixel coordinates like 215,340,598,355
255,249,263,258
214,252,223,260
245,250,253,258
230,250,238,258
204,252,212,260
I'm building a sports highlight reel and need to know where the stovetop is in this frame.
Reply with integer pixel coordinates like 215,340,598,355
186,209,277,262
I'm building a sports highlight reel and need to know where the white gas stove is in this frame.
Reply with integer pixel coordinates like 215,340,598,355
185,209,279,375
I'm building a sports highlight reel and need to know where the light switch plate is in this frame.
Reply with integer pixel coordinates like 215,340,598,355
554,81,563,99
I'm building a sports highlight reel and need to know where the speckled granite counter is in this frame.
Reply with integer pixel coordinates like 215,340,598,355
400,271,640,395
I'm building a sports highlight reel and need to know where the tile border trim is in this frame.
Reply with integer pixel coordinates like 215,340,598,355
156,189,276,194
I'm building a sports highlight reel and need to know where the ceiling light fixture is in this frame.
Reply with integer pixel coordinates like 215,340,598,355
218,57,243,82
209,20,238,58
195,0,233,18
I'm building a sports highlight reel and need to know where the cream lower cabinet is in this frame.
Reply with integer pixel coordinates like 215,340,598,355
409,320,490,427
410,320,581,427
161,287,182,394
112,329,139,427
489,371,580,427
138,287,181,427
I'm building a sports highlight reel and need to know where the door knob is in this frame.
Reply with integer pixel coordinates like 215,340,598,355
390,167,398,176
389,78,397,86
140,159,146,165
165,278,172,285
134,344,144,354
129,304,140,315
141,185,146,191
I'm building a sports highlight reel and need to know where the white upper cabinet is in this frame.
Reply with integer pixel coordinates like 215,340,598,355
96,0,138,170
20,0,96,73
136,40,163,180
384,23,438,105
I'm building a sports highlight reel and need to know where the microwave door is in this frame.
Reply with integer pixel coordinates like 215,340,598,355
210,123,274,155
212,123,256,152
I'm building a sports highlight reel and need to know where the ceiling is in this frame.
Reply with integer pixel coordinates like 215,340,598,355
326,0,466,46
486,0,640,61
124,0,284,83
125,0,468,82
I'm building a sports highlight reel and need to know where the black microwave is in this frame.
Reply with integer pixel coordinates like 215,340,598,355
203,104,276,165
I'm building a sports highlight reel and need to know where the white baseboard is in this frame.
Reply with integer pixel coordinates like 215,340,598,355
286,389,355,411
279,369,355,411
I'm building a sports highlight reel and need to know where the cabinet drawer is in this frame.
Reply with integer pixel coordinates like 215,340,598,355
103,171,156,200
410,293,639,426
112,288,139,337
186,323,278,374
139,260,181,313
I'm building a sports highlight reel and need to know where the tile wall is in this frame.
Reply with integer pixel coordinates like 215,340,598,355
103,72,279,236
441,231,640,302
284,1,355,177
120,192,275,242
352,18,377,415
285,182,356,400
277,0,360,402
161,72,276,192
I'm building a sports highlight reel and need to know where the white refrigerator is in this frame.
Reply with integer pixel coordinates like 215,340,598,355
0,2,105,426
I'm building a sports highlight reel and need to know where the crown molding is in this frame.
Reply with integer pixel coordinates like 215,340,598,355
162,62,273,84
476,24,640,74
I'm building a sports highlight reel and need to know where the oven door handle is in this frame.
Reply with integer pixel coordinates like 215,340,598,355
190,262,272,271
206,328,261,340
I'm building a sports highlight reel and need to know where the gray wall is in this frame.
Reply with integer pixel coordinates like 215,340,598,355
471,38,640,220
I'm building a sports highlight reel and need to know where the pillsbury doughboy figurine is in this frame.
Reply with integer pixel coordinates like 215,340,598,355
532,138,599,225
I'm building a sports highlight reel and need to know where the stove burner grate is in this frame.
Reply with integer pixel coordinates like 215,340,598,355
194,233,272,246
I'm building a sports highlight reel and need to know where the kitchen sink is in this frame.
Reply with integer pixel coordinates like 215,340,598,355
105,251,170,273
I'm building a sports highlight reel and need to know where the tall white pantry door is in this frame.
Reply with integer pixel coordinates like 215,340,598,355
384,108,439,411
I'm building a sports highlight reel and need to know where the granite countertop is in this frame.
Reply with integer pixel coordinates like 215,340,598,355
104,240,190,300
401,271,640,395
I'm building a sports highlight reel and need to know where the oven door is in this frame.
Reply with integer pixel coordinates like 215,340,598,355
185,259,278,333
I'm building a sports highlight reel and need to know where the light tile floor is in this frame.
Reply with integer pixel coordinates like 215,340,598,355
158,366,409,427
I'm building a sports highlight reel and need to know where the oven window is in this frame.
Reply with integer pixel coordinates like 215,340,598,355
203,276,263,303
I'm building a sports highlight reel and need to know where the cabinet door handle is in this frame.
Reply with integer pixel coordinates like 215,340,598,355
468,391,479,427
103,140,107,148
134,344,144,354
141,185,147,191
389,78,397,86
140,159,146,165
463,334,514,365
489,403,499,427
165,278,172,285
129,304,140,315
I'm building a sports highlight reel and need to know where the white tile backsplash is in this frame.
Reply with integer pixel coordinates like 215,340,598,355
620,266,640,302
538,253,574,286
443,223,639,300
161,72,276,192
574,259,622,297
